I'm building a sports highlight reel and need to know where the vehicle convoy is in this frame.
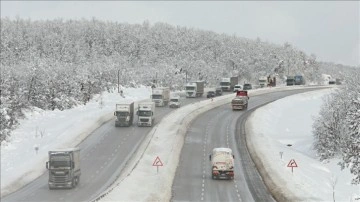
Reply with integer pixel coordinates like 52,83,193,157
286,76,295,86
137,102,155,127
169,96,181,108
185,81,204,98
114,102,134,127
46,148,81,189
294,75,305,85
152,87,170,107
209,148,235,180
231,90,249,110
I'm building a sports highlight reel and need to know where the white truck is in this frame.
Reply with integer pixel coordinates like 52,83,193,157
185,81,204,98
46,148,81,189
220,78,231,92
258,76,268,88
209,148,235,180
231,90,249,110
152,87,170,107
114,102,134,127
137,102,155,127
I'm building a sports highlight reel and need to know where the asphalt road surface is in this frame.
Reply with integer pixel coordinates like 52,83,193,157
171,88,326,202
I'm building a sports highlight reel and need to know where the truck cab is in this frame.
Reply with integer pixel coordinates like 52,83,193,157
137,102,155,127
114,102,134,127
46,148,81,189
220,78,231,92
258,76,267,88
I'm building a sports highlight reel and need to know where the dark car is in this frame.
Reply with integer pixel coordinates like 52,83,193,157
243,83,252,90
207,91,216,98
215,88,223,96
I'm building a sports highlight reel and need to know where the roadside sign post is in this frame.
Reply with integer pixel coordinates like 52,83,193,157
152,156,163,174
287,159,298,174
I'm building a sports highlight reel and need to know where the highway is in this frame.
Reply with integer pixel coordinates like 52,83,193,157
2,87,326,202
171,88,325,202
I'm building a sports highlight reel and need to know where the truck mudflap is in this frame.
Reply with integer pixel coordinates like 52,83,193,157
212,170,234,180
232,104,247,110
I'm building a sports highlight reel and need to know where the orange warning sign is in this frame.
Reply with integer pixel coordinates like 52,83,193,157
152,156,163,166
287,159,298,167
287,159,298,173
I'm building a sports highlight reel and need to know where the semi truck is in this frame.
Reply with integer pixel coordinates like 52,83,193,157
294,75,305,85
137,102,155,127
114,102,134,127
46,148,81,189
286,76,295,86
152,87,170,107
231,90,249,110
185,81,204,98
230,76,239,91
220,78,231,92
259,76,268,88
209,148,235,180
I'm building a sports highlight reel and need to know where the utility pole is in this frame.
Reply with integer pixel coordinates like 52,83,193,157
118,69,120,93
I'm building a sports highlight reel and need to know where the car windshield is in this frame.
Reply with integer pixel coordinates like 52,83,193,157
170,99,179,102
186,86,195,90
208,91,215,94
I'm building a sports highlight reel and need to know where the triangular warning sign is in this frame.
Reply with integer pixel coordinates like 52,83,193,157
152,156,163,166
287,159,298,167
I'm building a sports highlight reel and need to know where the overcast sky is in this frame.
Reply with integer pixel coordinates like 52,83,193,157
1,1,359,67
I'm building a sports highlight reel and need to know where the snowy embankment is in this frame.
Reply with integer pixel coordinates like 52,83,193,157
246,89,360,202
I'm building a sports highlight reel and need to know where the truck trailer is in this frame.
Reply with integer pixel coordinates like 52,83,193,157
152,87,170,107
220,78,231,92
114,102,134,127
209,148,234,180
46,148,81,189
185,81,204,98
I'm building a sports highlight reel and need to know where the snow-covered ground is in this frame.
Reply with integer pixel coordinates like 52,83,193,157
1,86,358,201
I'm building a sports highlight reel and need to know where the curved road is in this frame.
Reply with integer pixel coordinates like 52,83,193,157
171,88,326,202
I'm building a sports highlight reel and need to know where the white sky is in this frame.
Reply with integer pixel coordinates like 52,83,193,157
1,85,358,201
1,1,359,67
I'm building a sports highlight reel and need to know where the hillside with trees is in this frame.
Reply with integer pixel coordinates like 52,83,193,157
0,17,355,143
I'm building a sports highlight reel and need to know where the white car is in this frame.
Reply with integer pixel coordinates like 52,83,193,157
233,84,242,92
169,97,181,108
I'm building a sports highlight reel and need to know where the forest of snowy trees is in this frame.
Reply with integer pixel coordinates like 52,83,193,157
0,17,358,184
313,69,360,185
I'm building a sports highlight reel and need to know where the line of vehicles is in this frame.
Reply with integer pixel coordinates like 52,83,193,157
44,76,253,189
